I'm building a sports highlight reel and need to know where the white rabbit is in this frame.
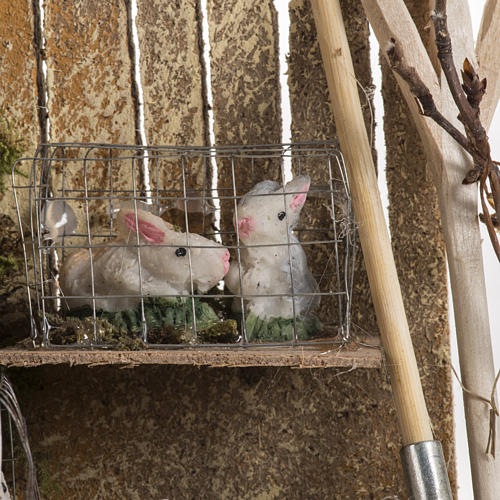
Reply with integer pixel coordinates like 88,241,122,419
225,175,320,321
60,204,230,312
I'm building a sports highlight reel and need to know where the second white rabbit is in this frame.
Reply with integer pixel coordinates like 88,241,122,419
225,175,320,323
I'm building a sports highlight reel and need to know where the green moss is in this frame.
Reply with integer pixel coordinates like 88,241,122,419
244,312,321,342
46,297,239,347
46,314,146,350
198,319,238,343
0,254,22,276
43,298,321,346
0,114,25,194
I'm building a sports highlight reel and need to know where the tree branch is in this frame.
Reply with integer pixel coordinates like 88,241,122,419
432,2,476,126
431,0,489,154
386,38,472,155
385,23,500,261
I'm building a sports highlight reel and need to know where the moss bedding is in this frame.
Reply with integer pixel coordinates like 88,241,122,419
244,312,321,342
46,297,239,348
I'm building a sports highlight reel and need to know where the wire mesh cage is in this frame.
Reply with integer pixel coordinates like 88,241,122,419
0,373,40,499
12,142,356,349
1,406,17,500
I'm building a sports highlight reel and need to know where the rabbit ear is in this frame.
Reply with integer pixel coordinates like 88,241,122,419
285,175,311,211
124,213,165,244
117,209,173,245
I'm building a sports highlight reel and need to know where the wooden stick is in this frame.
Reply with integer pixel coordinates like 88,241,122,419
361,0,500,497
310,0,433,446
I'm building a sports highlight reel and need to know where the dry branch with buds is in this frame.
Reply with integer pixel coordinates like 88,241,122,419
386,0,500,261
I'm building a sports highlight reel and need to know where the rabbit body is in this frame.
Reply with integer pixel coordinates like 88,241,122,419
225,175,319,320
60,206,230,312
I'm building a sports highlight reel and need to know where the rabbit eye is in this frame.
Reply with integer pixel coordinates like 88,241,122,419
175,247,187,257
278,211,286,221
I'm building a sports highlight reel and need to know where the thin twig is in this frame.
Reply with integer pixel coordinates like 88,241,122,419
451,365,500,457
387,10,500,261
480,167,500,258
431,6,500,260
486,368,500,456
386,38,472,154
431,1,481,137
431,1,490,161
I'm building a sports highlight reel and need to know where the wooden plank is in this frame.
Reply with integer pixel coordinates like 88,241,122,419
362,0,500,496
135,0,209,232
44,0,136,144
0,0,40,340
0,0,38,147
0,0,39,219
381,0,456,488
207,0,281,147
136,0,206,148
43,1,139,253
10,358,385,498
0,344,381,368
207,0,282,235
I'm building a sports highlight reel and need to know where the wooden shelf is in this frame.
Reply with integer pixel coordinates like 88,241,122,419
0,342,382,369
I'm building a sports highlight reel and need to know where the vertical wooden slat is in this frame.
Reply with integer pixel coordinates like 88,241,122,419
381,0,456,489
0,1,38,148
44,0,135,144
0,0,39,218
0,0,39,339
207,0,282,235
136,0,206,148
288,0,376,332
207,0,281,147
135,0,208,220
287,0,408,495
43,0,137,238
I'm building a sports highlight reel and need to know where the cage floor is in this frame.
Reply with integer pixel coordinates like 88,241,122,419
0,340,381,368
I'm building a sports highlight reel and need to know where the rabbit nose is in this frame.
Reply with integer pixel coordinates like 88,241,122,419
237,216,256,238
222,250,230,275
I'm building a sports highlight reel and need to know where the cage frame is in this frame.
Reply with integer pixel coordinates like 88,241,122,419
11,141,364,353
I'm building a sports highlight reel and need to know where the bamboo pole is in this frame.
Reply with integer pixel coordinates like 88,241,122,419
360,1,500,498
309,0,433,446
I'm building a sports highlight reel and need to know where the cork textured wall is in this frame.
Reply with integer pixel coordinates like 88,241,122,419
381,0,456,488
45,0,136,144
0,0,39,220
0,0,455,498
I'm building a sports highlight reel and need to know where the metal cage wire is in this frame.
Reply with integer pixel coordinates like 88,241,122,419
1,406,17,500
12,142,357,348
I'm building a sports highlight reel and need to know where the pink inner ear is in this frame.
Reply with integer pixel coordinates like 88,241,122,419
290,192,308,211
124,213,165,244
237,216,256,239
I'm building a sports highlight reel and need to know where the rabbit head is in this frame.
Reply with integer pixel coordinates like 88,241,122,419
117,205,230,293
234,175,310,244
